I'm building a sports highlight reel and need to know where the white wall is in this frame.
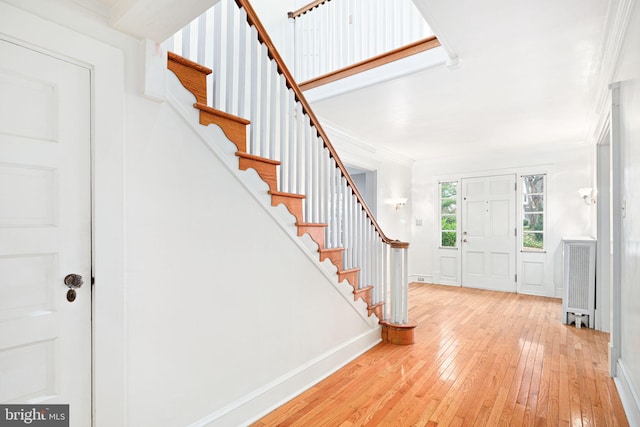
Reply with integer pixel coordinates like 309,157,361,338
125,80,380,426
612,2,640,423
0,1,381,426
410,142,595,297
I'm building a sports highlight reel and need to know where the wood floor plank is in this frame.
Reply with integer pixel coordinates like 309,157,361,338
252,284,630,426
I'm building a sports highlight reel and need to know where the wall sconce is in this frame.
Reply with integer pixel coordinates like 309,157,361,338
578,188,596,205
386,198,408,211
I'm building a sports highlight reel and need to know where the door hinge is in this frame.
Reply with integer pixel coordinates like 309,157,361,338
515,274,518,282
91,276,95,285
515,182,517,191
515,228,517,236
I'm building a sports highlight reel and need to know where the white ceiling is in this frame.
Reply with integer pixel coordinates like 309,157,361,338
310,0,610,161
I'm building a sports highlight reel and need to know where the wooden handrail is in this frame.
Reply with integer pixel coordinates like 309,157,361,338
299,36,440,91
287,0,332,19
235,0,407,247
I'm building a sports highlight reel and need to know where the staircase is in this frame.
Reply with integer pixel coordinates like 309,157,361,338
165,0,415,344
168,52,383,319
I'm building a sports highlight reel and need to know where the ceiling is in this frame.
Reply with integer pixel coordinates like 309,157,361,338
309,0,610,161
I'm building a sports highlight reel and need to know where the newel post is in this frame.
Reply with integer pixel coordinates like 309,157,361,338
381,240,417,345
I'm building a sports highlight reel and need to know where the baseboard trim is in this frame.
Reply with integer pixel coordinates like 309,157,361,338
187,328,381,426
615,359,640,427
408,274,433,284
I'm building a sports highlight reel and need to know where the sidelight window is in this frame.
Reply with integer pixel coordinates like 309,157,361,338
522,174,545,250
440,181,458,248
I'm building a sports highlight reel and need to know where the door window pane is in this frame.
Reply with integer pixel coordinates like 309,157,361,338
522,175,544,194
440,181,458,248
521,175,545,250
522,195,544,212
523,232,544,249
442,231,457,247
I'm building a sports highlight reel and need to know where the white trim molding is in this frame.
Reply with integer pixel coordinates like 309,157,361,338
589,0,638,144
615,360,640,427
187,328,381,427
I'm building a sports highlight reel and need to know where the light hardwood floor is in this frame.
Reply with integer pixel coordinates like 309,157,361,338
253,283,629,426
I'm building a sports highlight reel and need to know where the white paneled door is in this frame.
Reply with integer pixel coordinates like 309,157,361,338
0,40,91,425
461,174,516,292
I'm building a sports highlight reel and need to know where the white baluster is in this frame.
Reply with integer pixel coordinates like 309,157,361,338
258,46,269,157
181,26,190,60
375,238,381,304
197,14,207,65
249,26,259,154
403,247,409,324
269,62,278,160
366,222,372,290
329,160,337,248
237,8,248,117
293,16,301,81
304,117,312,222
212,3,223,109
344,178,351,267
351,193,358,273
320,149,328,242
295,103,304,195
313,134,320,224
286,91,296,193
359,202,365,286
383,243,389,320
225,2,235,113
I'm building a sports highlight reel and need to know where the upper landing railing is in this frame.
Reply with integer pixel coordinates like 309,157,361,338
289,0,434,86
165,0,411,325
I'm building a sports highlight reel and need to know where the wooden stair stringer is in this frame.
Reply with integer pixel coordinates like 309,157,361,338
236,152,280,193
337,267,360,290
319,247,344,270
195,103,249,153
270,191,305,224
368,302,384,319
167,51,211,105
167,52,250,154
297,222,327,250
353,285,373,307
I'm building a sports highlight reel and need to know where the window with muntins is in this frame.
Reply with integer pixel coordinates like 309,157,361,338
440,181,458,248
522,174,545,250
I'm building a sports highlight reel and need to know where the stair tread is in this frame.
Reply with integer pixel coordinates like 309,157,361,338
236,151,281,165
369,302,384,308
355,285,374,292
270,191,306,199
168,51,212,75
194,102,251,125
297,222,328,228
340,268,360,274
320,247,345,253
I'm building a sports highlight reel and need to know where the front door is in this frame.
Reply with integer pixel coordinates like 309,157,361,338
0,40,91,425
461,174,516,292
